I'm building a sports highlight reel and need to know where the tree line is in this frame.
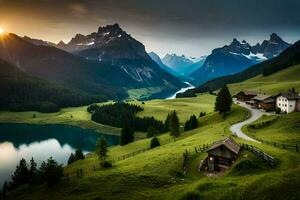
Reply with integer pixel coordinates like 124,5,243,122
0,78,107,113
89,103,166,133
2,157,63,198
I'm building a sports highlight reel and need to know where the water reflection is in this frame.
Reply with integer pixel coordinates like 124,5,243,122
0,123,119,187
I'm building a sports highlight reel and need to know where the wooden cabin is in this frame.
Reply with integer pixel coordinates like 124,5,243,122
234,91,258,102
206,138,240,171
253,94,276,111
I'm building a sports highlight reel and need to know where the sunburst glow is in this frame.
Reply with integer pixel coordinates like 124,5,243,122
0,27,4,35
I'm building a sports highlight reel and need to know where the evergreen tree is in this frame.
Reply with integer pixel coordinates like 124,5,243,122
75,149,85,160
169,111,180,140
120,121,135,146
164,113,171,132
215,85,232,118
11,158,29,187
67,153,75,165
2,181,8,199
96,136,108,160
40,157,63,187
190,115,199,129
29,157,38,184
184,119,191,131
150,137,160,149
147,126,159,138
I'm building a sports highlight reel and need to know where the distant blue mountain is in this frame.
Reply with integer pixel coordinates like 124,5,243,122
191,33,291,86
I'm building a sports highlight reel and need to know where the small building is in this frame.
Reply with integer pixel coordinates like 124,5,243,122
206,137,240,171
275,88,300,113
252,94,276,111
234,91,258,102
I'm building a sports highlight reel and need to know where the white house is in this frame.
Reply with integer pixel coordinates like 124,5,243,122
275,89,300,113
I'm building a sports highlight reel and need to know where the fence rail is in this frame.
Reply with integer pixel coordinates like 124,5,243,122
240,143,276,166
256,138,298,152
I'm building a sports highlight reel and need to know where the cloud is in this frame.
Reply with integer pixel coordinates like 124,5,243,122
68,3,88,17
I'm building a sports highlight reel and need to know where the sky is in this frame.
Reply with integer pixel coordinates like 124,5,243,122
0,0,300,57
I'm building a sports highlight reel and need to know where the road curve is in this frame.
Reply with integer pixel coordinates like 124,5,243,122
230,101,263,143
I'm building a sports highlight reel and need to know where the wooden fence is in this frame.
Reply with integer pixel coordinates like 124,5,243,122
240,143,277,166
182,144,211,173
256,138,298,152
64,147,150,182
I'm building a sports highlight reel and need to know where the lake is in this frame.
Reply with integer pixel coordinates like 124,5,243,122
0,123,119,187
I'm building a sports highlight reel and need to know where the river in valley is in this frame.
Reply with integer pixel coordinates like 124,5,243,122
166,82,195,99
0,123,119,187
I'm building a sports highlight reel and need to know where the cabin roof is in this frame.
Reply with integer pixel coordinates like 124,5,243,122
275,91,300,100
236,91,258,96
253,94,272,101
207,137,240,155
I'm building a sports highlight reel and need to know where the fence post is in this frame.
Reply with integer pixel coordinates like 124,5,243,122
274,142,276,147
282,144,285,149
66,173,69,182
80,168,83,177
93,165,96,171
76,169,79,178
195,147,198,153
296,144,298,152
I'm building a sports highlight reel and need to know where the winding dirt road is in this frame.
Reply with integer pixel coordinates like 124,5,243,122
230,101,267,143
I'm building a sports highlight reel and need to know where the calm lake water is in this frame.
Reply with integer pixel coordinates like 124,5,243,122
0,123,119,187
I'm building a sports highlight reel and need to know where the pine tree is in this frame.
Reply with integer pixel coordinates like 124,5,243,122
190,115,199,129
169,111,180,140
41,157,63,187
29,157,38,184
96,136,108,160
215,85,232,118
75,149,85,160
67,153,75,165
150,137,160,149
11,158,29,187
164,113,171,132
147,126,158,138
2,181,8,198
120,121,135,146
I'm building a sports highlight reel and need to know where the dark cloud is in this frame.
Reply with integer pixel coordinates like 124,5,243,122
0,0,300,56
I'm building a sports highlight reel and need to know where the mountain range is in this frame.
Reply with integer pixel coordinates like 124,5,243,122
191,33,291,85
178,38,300,97
0,24,185,109
161,53,206,76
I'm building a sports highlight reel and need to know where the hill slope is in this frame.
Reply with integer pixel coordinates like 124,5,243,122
180,40,300,96
229,64,300,95
0,58,103,112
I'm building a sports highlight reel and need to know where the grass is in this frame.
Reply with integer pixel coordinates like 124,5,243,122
0,94,215,135
243,112,300,144
229,64,300,95
2,90,300,199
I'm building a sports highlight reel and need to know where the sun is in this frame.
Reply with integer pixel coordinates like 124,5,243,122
0,27,5,35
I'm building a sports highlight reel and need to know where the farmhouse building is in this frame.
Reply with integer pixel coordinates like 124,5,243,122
234,91,258,102
275,89,300,113
252,94,276,111
206,137,240,171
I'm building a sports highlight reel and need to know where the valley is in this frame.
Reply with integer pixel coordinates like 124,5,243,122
0,2,299,199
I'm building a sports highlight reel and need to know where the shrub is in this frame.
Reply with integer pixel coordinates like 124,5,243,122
275,108,281,114
147,126,159,138
180,192,201,200
150,137,160,149
100,160,112,168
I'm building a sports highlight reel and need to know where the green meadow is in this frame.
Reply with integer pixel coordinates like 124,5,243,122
2,68,300,199
5,101,300,200
229,64,300,95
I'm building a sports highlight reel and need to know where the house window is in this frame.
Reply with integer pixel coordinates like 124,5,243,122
279,103,281,106
290,105,292,107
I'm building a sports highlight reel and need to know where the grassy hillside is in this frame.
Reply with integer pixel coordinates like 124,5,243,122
5,103,300,200
229,64,300,95
243,112,300,144
0,94,215,135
